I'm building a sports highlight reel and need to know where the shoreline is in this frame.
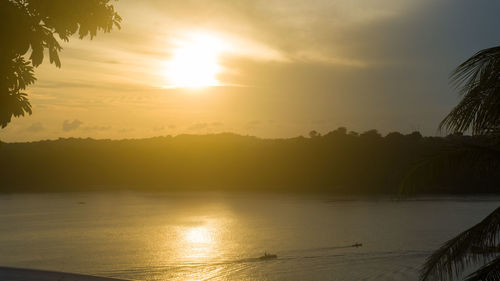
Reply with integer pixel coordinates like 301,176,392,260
0,266,133,281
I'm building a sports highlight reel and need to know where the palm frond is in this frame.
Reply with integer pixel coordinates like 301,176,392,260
401,139,500,280
465,255,500,281
440,46,500,135
400,139,500,195
420,206,500,281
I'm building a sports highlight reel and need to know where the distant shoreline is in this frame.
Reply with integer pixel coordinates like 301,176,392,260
1,133,499,194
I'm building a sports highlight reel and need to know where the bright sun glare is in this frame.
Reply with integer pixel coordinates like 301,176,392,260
185,226,213,244
164,33,225,89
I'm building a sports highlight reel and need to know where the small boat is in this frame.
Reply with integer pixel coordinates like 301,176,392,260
352,243,363,247
259,252,278,260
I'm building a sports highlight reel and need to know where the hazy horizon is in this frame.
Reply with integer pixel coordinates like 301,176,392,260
0,127,429,143
1,0,499,142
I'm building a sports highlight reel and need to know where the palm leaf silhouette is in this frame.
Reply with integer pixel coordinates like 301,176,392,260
400,139,500,195
420,206,500,281
464,255,500,281
440,46,500,135
404,46,500,280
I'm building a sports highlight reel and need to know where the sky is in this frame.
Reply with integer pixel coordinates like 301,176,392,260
1,0,500,142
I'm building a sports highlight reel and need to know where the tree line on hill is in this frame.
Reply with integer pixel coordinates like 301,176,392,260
1,127,499,193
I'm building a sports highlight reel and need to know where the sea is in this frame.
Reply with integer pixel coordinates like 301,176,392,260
0,192,497,280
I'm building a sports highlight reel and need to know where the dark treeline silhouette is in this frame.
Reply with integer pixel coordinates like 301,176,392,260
1,128,499,193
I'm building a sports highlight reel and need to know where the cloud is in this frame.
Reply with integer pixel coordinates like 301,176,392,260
245,120,261,129
118,128,135,133
82,125,112,131
153,124,178,131
188,123,208,131
25,122,45,132
3,0,499,143
153,125,165,131
188,122,224,131
62,119,83,132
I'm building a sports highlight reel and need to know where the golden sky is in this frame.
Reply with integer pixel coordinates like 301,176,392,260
1,0,499,142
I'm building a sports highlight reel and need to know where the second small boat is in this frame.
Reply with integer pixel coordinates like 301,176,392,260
259,252,278,260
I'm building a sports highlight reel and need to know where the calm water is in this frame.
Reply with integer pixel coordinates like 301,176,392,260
0,192,498,280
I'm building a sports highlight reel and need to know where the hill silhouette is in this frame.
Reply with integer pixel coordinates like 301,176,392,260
1,128,499,193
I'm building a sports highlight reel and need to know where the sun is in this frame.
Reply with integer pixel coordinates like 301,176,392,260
163,33,225,89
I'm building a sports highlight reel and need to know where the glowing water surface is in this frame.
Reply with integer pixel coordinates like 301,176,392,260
0,192,497,280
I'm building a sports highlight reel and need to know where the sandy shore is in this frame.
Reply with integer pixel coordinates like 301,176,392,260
0,266,133,281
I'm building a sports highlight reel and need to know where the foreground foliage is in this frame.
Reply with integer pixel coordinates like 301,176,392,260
411,46,500,281
0,0,121,128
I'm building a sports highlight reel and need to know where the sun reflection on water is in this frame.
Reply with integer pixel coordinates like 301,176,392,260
179,223,220,261
185,226,213,244
151,206,236,280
